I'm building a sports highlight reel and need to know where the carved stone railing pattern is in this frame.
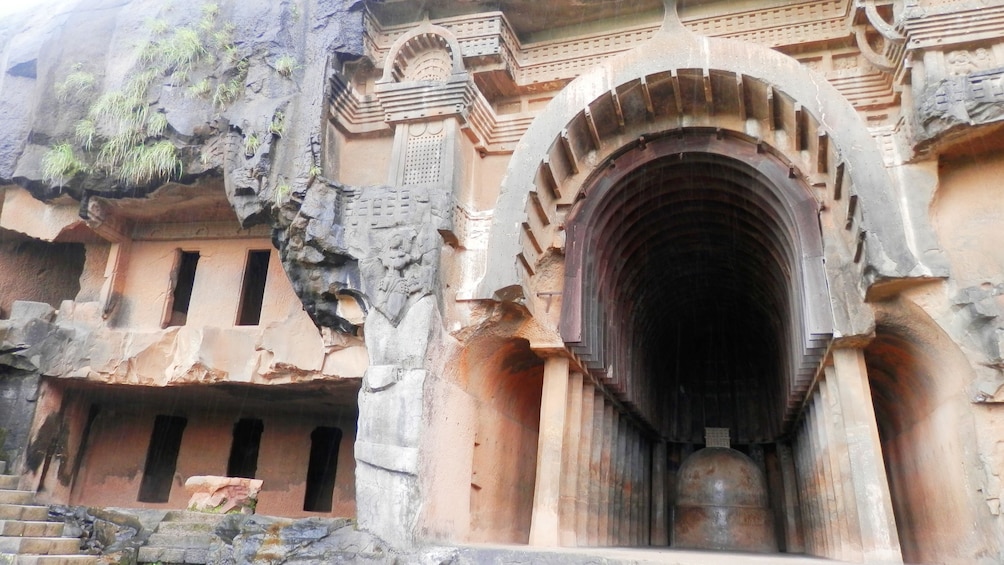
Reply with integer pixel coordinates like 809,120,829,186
903,4,1004,50
334,2,926,157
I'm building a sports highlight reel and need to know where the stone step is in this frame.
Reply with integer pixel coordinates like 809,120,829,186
137,545,208,564
10,556,97,565
0,522,63,538
0,493,33,506
154,521,214,535
144,532,213,549
0,476,17,491
0,461,7,475
0,537,80,556
0,507,47,522
160,511,223,525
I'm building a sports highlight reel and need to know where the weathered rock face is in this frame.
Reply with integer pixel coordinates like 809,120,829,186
207,514,458,564
48,504,147,563
274,178,451,332
0,0,364,211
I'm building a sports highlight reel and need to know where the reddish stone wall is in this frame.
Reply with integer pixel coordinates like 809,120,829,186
867,318,992,563
465,339,543,544
70,397,357,518
113,239,302,330
0,234,84,319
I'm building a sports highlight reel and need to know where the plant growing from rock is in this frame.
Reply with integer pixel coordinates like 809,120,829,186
119,141,182,185
274,54,298,78
41,144,88,185
269,111,285,136
146,18,170,36
187,78,212,98
74,119,97,150
152,27,207,76
147,112,169,138
274,181,291,205
44,0,255,187
214,58,249,108
55,64,96,103
244,132,261,156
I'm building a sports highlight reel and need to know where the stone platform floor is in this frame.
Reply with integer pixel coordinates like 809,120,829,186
453,544,855,564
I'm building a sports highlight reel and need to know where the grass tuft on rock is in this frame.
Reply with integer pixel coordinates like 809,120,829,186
56,66,97,103
119,141,183,185
41,144,88,185
160,27,207,74
275,54,298,78
74,119,97,151
147,112,169,138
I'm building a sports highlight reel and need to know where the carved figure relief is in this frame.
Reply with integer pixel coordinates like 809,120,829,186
947,48,995,76
371,227,435,324
276,180,449,331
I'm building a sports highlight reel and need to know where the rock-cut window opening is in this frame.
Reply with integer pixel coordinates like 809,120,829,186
137,414,188,503
236,250,271,326
166,251,200,327
226,418,264,479
303,426,343,512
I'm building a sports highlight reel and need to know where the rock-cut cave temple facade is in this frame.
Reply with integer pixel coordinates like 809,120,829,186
2,0,1004,562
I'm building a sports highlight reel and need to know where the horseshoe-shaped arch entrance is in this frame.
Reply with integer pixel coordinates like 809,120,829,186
470,0,943,557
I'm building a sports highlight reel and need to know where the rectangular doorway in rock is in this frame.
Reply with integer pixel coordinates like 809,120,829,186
165,251,199,327
303,426,342,512
236,250,270,326
138,415,187,502
227,418,264,479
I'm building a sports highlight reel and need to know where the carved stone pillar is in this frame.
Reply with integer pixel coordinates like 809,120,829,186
612,413,625,544
651,440,669,546
576,380,595,545
529,356,570,546
559,372,583,546
777,442,804,553
831,347,902,563
588,392,604,545
821,368,862,561
600,403,614,546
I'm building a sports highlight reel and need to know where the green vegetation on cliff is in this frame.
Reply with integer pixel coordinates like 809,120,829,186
41,2,249,188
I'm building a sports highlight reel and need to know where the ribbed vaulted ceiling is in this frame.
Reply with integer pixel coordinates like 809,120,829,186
562,134,831,444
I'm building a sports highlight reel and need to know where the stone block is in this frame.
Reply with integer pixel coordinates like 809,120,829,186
9,301,54,322
184,476,262,515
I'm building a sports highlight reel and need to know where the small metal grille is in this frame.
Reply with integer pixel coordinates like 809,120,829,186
403,134,444,185
705,427,731,448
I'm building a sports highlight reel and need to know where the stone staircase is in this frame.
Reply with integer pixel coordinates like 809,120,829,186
136,510,218,565
0,462,95,565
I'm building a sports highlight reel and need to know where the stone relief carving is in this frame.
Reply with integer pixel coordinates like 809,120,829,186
275,180,449,332
915,64,1004,148
946,48,995,76
369,227,436,324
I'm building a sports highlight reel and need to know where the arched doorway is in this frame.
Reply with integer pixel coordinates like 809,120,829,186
865,303,996,564
472,1,944,559
557,130,830,553
563,131,830,446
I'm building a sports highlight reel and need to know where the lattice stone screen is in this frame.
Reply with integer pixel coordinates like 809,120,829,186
705,427,731,448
